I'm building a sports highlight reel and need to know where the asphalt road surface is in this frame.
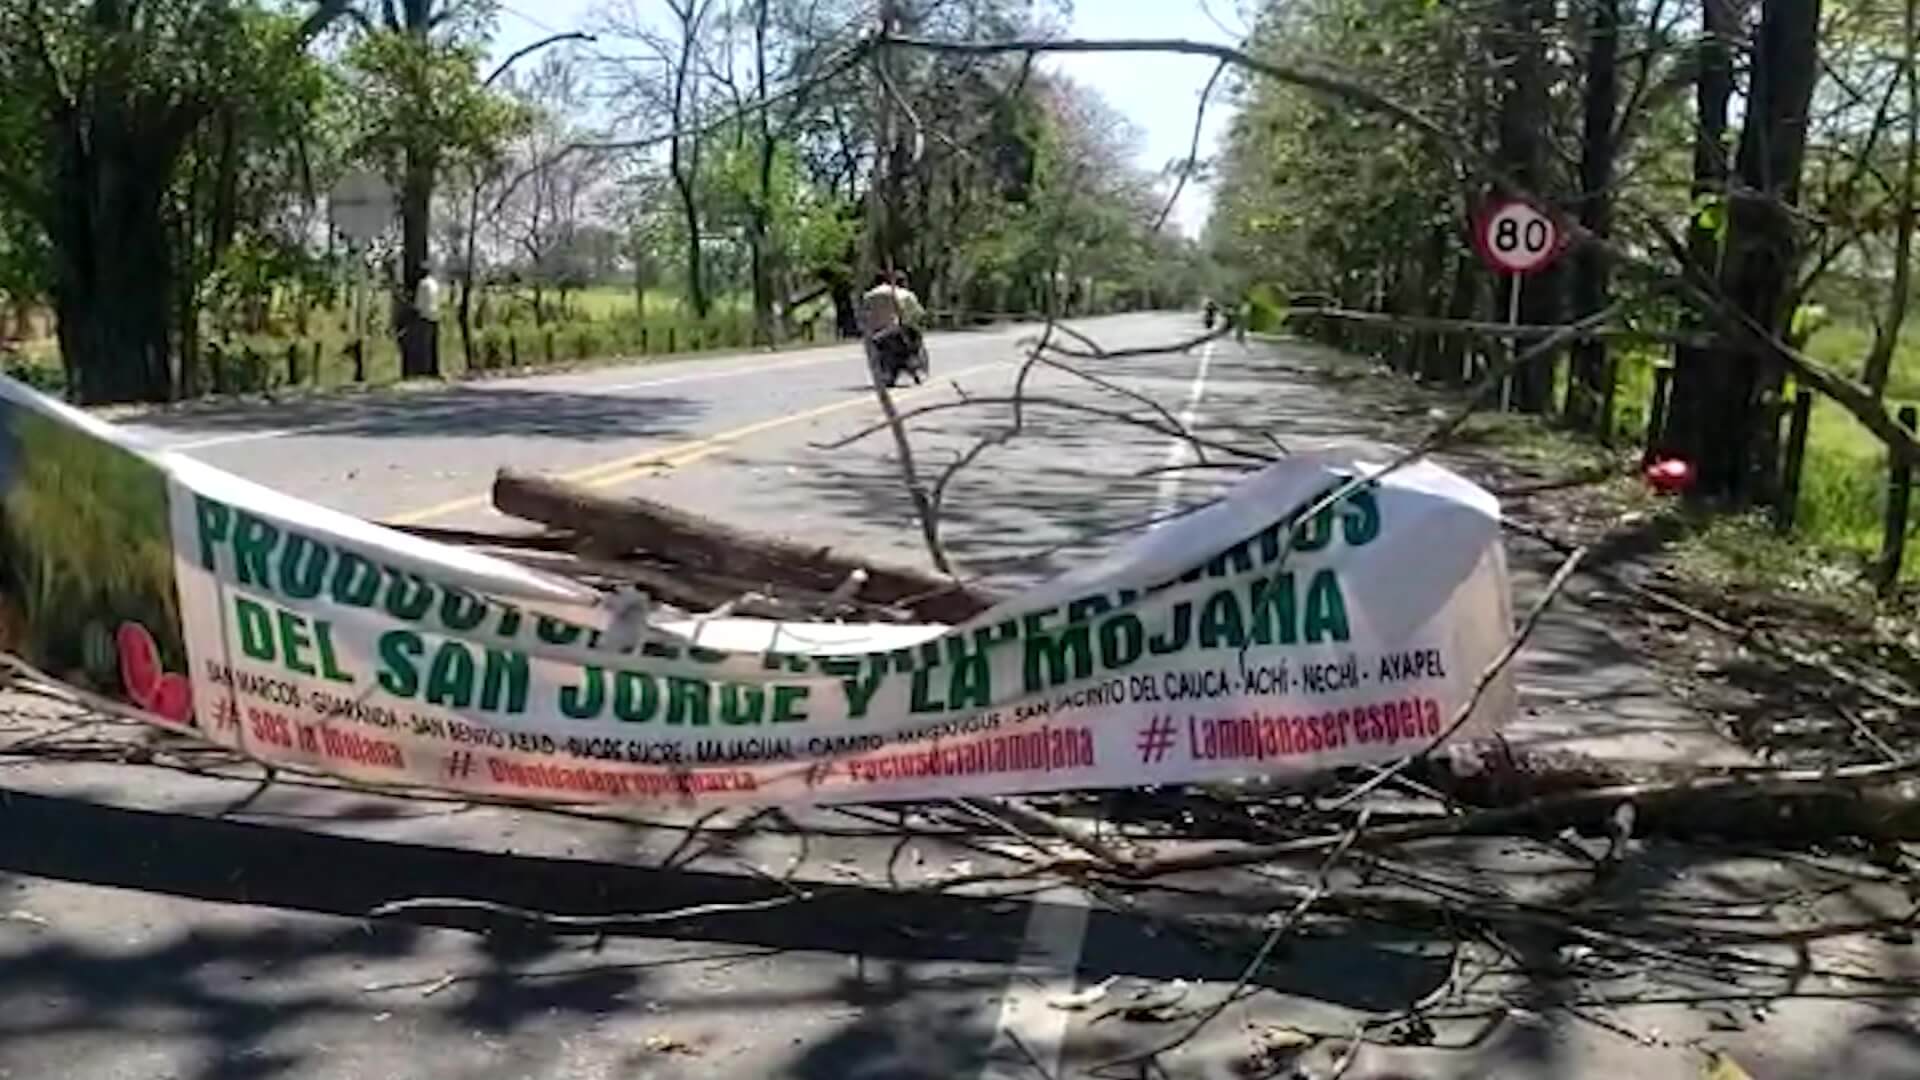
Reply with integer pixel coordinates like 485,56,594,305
1,314,1907,1079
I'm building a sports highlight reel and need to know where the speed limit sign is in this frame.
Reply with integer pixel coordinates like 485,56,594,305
1473,198,1564,275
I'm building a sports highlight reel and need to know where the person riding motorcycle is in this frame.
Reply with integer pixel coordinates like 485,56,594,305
1203,297,1220,329
859,270,929,386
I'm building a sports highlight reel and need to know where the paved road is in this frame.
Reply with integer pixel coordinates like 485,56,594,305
2,314,1902,1079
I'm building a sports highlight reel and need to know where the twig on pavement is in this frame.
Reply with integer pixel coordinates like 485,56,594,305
366,891,813,929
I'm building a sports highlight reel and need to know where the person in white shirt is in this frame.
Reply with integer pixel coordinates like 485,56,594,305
414,269,442,368
858,270,927,385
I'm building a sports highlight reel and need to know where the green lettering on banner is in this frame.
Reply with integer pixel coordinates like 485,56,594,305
1305,569,1351,643
480,649,529,713
613,670,657,722
771,685,809,724
947,652,990,710
315,620,355,683
276,608,317,675
440,588,488,632
233,514,279,588
234,597,274,661
1098,614,1145,670
1023,625,1092,693
1148,603,1192,656
910,668,945,713
839,661,885,719
332,551,381,607
279,534,330,599
665,677,710,726
376,630,424,697
424,641,475,708
1247,572,1297,645
1197,589,1246,648
384,569,433,621
195,496,231,571
560,666,605,719
1341,488,1381,545
720,684,765,726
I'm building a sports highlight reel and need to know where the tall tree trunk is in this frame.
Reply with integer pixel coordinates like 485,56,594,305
1567,0,1620,432
398,143,435,377
1863,0,1920,395
1666,0,1819,501
1436,223,1483,386
48,111,184,404
1497,0,1563,413
1661,0,1738,463
748,0,777,347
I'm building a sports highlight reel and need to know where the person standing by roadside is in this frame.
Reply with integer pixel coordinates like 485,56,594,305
414,264,442,371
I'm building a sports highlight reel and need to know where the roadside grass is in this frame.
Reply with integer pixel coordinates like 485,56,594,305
3,284,841,400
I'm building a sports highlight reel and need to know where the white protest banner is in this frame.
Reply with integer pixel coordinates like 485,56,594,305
0,376,1514,807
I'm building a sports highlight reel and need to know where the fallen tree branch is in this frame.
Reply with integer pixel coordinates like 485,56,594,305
1290,306,1715,347
1502,516,1920,710
1153,58,1228,234
1123,757,1920,879
367,891,813,929
491,469,995,622
1095,811,1372,1073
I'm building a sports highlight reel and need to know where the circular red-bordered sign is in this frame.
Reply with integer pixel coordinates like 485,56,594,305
1473,198,1566,276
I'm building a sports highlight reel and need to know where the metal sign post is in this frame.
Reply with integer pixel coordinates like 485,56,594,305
1472,198,1567,410
328,171,394,381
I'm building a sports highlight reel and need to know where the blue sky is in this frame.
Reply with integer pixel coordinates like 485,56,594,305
488,1,1243,235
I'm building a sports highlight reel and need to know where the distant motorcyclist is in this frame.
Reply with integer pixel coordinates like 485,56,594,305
1203,297,1219,329
860,270,928,386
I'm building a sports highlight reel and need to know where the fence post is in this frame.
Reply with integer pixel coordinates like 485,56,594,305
1643,364,1675,467
1775,387,1815,532
350,340,365,383
1875,404,1918,594
640,326,649,354
667,326,677,353
509,335,519,368
311,341,323,384
286,343,300,387
211,346,227,395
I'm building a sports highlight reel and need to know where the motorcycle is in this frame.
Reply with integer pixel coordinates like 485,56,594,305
869,324,928,388
1203,301,1219,329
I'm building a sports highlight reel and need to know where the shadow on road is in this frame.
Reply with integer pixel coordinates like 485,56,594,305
0,787,1446,990
128,386,712,445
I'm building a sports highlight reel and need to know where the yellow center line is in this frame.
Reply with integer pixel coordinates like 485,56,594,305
388,359,1008,526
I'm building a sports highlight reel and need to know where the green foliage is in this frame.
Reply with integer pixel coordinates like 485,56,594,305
342,28,529,178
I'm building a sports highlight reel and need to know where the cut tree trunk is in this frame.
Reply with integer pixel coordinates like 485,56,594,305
491,470,998,623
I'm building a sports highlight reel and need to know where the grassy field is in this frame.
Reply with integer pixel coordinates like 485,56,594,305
1,284,840,397
1789,320,1919,569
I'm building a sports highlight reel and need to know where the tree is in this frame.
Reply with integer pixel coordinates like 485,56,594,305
344,0,517,377
0,0,352,403
1663,0,1823,499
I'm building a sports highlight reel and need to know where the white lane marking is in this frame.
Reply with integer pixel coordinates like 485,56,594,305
980,887,1091,1080
978,341,1214,1079
159,349,857,452
1151,339,1215,521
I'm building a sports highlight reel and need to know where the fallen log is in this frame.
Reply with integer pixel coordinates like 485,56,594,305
491,469,1000,623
